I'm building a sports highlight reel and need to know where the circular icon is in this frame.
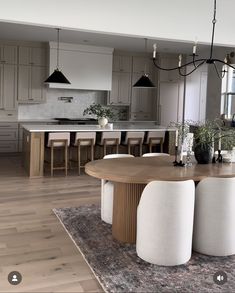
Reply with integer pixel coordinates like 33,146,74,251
213,271,227,285
8,271,22,285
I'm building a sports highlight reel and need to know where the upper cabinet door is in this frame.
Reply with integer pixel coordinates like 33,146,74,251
3,64,17,110
113,55,132,72
19,47,31,65
31,66,46,101
0,45,17,64
19,46,47,66
31,47,47,66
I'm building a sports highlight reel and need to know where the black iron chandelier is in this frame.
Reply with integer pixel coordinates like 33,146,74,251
152,0,235,78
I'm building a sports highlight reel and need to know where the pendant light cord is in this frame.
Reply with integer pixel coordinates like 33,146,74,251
144,38,147,74
57,28,60,70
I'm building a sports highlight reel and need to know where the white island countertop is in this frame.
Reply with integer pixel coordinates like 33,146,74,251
22,124,176,132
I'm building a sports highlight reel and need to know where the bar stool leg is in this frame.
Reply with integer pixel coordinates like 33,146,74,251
149,143,152,153
139,143,143,156
104,142,107,157
128,143,131,155
78,142,81,176
65,143,68,176
91,140,94,161
51,145,54,176
116,138,119,154
160,139,163,153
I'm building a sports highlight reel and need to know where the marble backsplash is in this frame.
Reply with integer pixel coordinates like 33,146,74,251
18,89,107,119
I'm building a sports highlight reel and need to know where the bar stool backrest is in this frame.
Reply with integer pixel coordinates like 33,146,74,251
124,131,145,145
100,131,121,145
74,132,96,146
47,132,70,147
145,131,165,144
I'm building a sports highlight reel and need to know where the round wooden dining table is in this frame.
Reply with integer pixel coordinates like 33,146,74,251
85,156,235,244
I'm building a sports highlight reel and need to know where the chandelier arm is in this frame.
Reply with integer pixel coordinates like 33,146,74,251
209,0,217,59
153,58,179,71
212,59,235,70
213,62,224,79
178,60,206,76
153,57,206,71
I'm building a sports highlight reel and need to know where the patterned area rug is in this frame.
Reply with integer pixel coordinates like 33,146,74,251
53,205,235,293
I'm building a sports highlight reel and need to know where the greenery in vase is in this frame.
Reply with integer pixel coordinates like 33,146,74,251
170,119,235,151
194,119,235,150
83,103,115,120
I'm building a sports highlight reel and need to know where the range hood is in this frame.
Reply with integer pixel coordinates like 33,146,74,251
48,42,114,91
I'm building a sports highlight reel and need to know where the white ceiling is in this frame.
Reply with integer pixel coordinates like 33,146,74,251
0,21,213,54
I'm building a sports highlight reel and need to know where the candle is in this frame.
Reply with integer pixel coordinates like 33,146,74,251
153,44,157,59
218,133,221,150
193,44,197,55
180,147,184,161
175,129,178,147
178,54,182,67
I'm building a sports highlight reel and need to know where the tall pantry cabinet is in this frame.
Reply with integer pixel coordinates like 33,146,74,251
0,45,17,111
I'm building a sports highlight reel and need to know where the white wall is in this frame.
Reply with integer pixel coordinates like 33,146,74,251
18,89,106,119
1,0,235,47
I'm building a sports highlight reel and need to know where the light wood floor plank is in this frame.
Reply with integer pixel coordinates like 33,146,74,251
0,155,103,292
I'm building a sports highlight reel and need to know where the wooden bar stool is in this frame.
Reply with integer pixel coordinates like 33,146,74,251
145,131,165,153
98,132,121,157
123,131,145,156
47,132,70,176
73,132,96,175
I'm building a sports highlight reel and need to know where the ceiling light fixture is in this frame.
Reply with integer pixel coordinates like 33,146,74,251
44,28,71,84
152,0,235,79
133,38,156,88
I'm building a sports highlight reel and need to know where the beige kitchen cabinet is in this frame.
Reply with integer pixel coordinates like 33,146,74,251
19,46,47,66
18,65,47,103
18,45,47,103
113,55,132,72
0,122,18,152
0,63,17,110
130,73,156,120
0,45,17,65
132,56,153,75
108,71,131,105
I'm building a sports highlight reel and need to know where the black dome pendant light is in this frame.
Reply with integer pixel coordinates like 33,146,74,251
133,38,155,88
45,28,71,84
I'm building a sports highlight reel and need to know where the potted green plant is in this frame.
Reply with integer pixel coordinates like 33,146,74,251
194,120,217,164
83,103,115,127
194,119,235,164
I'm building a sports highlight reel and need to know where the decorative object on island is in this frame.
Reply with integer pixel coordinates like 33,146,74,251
44,28,71,84
133,39,155,88
83,103,115,127
152,0,235,79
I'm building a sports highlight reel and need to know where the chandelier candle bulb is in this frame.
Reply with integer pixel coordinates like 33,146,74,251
153,44,157,59
175,130,178,147
218,133,222,150
178,54,182,67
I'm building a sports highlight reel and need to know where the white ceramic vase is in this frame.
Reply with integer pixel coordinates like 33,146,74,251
98,117,108,127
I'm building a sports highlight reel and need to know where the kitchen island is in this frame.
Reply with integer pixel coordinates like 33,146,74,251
22,124,175,177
